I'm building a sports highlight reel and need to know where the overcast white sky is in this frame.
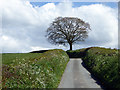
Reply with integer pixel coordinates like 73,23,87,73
1,0,118,53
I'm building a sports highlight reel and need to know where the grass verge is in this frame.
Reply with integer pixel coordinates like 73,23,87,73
2,49,69,88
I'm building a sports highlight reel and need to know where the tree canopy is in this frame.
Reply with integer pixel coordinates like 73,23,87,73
46,17,91,50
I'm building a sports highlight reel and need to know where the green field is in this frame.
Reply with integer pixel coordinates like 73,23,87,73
2,53,42,65
67,47,119,88
2,49,69,88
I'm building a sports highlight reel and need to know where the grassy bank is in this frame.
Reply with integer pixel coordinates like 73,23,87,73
2,49,69,88
67,47,119,88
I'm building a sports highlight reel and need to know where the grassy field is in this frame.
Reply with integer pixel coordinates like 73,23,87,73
67,47,119,88
2,53,42,65
2,49,69,88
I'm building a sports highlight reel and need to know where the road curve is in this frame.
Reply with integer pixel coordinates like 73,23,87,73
58,58,102,88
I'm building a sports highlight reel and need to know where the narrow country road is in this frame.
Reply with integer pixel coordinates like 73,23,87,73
58,58,102,88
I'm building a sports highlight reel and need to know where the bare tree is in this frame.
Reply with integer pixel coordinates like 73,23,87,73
46,17,91,50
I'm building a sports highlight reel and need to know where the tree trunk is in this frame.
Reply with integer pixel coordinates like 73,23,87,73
69,43,72,50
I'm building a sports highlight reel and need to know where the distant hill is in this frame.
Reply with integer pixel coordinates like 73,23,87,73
30,50,48,53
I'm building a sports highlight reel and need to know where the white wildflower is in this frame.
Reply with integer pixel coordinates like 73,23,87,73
36,71,39,74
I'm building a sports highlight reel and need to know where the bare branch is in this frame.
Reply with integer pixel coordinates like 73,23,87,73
46,17,91,50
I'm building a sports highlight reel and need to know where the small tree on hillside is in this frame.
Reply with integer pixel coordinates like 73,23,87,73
46,17,91,50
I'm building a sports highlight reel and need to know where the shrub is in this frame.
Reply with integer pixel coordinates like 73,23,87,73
82,47,120,88
66,48,86,58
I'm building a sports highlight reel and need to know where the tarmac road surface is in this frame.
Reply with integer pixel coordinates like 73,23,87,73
58,58,102,88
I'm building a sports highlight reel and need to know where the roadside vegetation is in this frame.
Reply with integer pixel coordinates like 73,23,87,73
66,48,86,58
67,47,119,88
2,49,69,88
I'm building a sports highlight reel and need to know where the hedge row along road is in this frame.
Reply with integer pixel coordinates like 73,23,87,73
58,58,101,88
2,49,69,88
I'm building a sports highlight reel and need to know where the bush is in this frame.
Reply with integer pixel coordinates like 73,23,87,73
66,48,86,58
2,49,69,88
82,47,120,88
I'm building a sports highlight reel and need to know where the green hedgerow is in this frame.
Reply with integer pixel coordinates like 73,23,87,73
2,49,69,88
